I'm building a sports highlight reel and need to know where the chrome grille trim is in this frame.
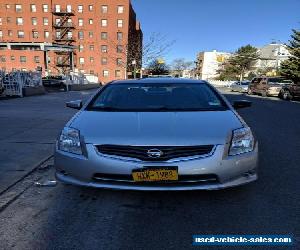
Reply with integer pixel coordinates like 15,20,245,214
95,145,216,162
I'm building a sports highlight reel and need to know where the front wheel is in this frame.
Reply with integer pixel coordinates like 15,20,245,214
282,90,292,101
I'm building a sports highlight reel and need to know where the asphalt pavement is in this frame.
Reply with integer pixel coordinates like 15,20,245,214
0,89,299,250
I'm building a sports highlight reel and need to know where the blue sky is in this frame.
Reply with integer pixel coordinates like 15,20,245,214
131,0,300,63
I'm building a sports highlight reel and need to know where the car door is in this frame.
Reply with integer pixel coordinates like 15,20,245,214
253,78,262,94
237,82,243,92
259,78,268,94
293,83,300,96
250,78,258,93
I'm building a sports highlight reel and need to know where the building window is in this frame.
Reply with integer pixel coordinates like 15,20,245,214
101,32,108,40
103,70,109,77
67,18,72,25
20,56,27,63
6,4,10,9
89,45,94,51
55,18,60,25
78,19,83,26
89,31,93,38
117,32,123,41
56,31,61,39
78,5,83,13
7,17,12,24
78,31,84,39
34,56,40,63
117,45,123,53
32,17,37,26
30,4,36,12
89,19,93,25
0,56,6,62
67,5,72,13
102,5,108,13
43,18,49,26
79,45,84,52
117,6,124,14
101,57,108,65
17,17,23,25
79,57,84,65
0,18,2,25
32,31,39,38
101,19,108,27
57,56,63,65
115,70,121,77
17,31,25,38
89,5,93,11
67,31,73,39
44,31,50,38
8,30,13,37
101,45,108,53
43,4,48,13
90,57,94,63
11,55,15,61
55,5,61,13
15,4,22,12
0,31,3,38
116,58,123,66
117,19,123,28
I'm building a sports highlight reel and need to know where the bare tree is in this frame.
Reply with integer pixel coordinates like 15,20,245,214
106,32,175,79
171,58,194,77
142,33,175,66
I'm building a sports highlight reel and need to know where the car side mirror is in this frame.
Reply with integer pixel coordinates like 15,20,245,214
66,100,83,110
232,100,252,109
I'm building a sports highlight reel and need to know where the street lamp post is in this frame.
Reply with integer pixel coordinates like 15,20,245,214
132,59,137,79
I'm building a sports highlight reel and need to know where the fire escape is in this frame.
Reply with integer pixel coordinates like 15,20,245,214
52,8,76,74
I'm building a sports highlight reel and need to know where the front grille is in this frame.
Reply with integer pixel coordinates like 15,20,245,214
93,173,219,185
96,145,214,161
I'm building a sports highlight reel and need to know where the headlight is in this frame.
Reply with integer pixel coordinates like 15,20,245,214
58,127,82,155
229,127,254,156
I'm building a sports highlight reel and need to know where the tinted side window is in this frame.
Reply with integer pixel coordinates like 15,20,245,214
252,78,261,84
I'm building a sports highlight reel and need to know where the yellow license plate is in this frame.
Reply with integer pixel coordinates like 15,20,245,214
132,167,178,182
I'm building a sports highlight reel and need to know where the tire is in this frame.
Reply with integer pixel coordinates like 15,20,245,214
282,90,292,101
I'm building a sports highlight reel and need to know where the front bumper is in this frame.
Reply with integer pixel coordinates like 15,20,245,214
54,144,258,191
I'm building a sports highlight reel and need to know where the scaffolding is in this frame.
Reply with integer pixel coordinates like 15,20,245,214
52,8,76,75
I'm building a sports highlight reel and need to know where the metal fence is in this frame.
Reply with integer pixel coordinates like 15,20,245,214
0,70,42,97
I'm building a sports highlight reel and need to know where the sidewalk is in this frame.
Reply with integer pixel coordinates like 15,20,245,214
0,90,96,194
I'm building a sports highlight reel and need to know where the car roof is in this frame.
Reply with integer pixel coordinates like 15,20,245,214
109,78,208,85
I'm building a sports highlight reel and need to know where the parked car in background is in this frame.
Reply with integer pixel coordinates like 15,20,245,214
248,77,293,97
0,85,4,95
279,81,300,100
42,76,67,90
230,81,250,93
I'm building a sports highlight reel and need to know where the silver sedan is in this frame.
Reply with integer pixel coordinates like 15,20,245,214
55,78,258,191
230,81,250,93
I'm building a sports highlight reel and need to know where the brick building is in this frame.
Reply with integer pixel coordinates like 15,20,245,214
0,0,142,82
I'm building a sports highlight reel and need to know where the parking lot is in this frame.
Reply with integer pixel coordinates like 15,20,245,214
0,89,299,249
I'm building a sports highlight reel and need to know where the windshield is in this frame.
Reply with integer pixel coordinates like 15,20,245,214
268,78,293,84
241,81,250,85
88,83,228,112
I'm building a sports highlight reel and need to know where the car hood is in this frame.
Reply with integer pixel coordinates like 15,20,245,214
70,111,242,145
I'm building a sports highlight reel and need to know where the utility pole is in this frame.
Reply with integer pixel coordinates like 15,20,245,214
132,59,137,79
